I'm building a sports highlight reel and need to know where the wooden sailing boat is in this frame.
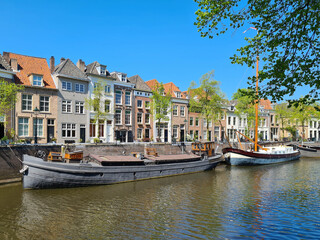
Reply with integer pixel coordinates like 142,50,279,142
222,29,300,165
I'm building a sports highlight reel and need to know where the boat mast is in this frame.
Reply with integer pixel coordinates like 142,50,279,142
255,45,259,151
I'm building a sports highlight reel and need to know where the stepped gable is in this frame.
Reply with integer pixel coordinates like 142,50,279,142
54,58,88,80
128,75,151,92
7,52,56,88
0,54,11,71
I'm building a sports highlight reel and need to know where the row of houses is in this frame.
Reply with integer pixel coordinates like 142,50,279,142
0,52,319,144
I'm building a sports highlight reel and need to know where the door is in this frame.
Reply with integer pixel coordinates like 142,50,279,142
120,130,126,142
164,129,168,142
180,129,185,142
47,119,55,143
80,127,86,143
106,124,112,142
0,123,4,139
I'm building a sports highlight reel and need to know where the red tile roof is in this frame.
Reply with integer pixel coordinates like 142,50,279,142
7,52,56,89
163,82,186,98
260,99,272,110
145,79,160,91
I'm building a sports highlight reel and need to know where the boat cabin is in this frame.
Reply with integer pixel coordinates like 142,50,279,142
191,142,215,157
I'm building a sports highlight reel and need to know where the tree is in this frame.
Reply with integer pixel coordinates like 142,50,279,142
0,79,24,124
232,88,255,135
188,70,226,141
150,82,171,142
85,81,108,140
195,0,320,104
291,101,318,141
274,102,292,140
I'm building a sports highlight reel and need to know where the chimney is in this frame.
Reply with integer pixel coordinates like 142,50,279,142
2,52,10,65
60,57,65,63
50,56,55,73
77,59,85,72
10,59,18,71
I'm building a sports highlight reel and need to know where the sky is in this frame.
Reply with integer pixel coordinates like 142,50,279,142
0,0,306,100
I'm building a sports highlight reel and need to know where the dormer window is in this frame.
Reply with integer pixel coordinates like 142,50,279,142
121,74,126,82
100,66,106,75
33,75,43,86
175,91,181,98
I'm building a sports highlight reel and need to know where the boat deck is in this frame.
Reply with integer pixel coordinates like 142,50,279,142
146,154,201,164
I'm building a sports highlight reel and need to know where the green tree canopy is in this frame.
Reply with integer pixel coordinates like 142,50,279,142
232,88,255,128
195,0,320,104
188,70,226,138
85,81,108,139
0,79,24,120
150,82,171,141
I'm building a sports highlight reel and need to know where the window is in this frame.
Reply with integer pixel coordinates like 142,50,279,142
33,75,42,86
99,120,104,137
175,92,181,98
125,91,131,105
221,113,225,120
105,100,110,113
189,117,194,126
173,125,178,138
33,118,43,137
121,75,126,82
18,118,29,136
62,123,76,138
105,85,111,94
173,105,178,116
100,66,106,75
145,128,150,139
62,81,72,91
208,120,212,128
40,96,49,112
233,117,236,125
75,101,84,114
137,128,143,139
195,117,199,126
145,113,150,124
145,101,150,109
116,90,122,104
137,112,142,124
22,94,32,111
190,130,194,139
90,120,96,137
195,130,199,140
228,117,231,125
180,106,185,117
203,119,207,127
115,109,121,125
203,131,207,140
75,83,85,93
137,100,142,108
125,110,131,125
62,100,72,113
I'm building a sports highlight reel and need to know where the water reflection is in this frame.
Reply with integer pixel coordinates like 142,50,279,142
1,158,320,239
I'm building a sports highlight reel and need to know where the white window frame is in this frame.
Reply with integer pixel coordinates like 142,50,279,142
75,101,85,114
137,112,143,124
145,113,150,124
115,90,122,105
40,96,49,112
22,94,32,111
137,100,143,108
18,117,29,137
62,100,72,113
62,123,76,138
33,118,43,137
125,91,131,105
75,83,85,93
33,75,42,86
180,106,185,117
173,105,178,116
105,85,111,94
137,128,143,139
125,110,131,125
190,117,194,126
145,101,150,109
115,109,122,125
62,81,72,91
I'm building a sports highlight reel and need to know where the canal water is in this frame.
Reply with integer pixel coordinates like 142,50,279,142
1,158,320,239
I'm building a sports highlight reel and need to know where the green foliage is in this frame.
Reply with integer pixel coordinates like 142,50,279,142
189,70,227,138
275,102,292,140
232,88,255,127
284,126,298,141
0,79,24,119
195,0,320,104
150,82,171,140
85,81,107,138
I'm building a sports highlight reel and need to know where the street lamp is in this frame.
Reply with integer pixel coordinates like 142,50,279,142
33,107,40,144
